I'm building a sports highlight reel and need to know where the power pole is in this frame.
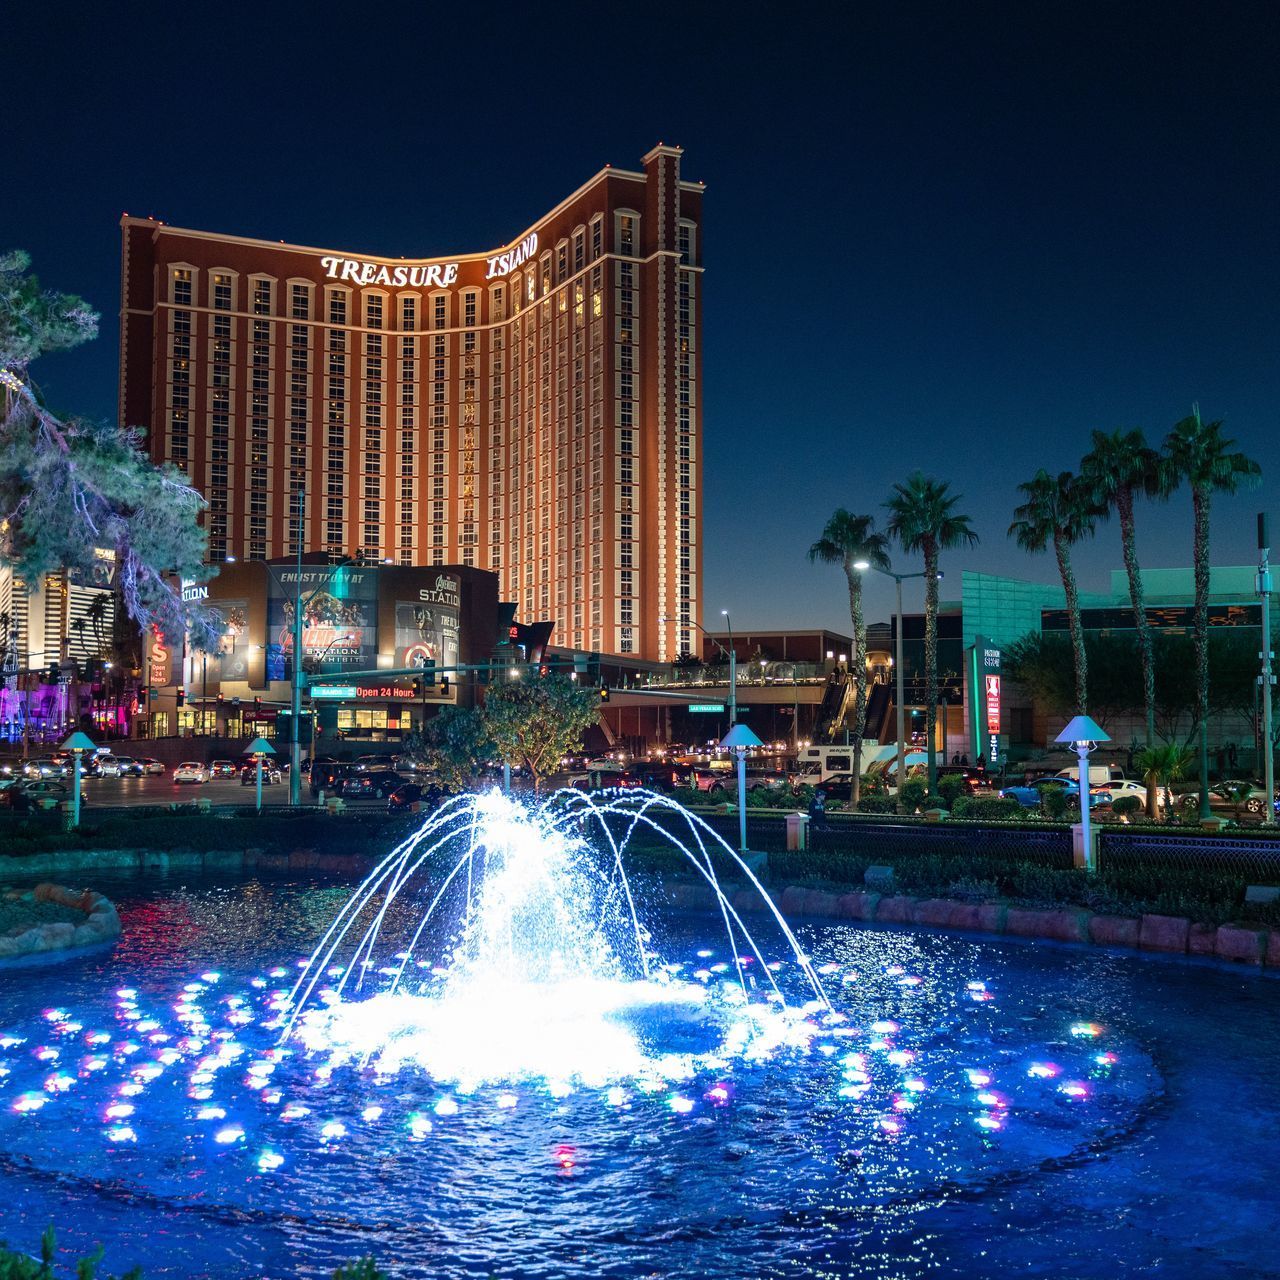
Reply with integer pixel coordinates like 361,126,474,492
1259,512,1275,823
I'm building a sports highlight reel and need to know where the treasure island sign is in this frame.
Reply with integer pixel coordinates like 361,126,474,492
320,233,538,289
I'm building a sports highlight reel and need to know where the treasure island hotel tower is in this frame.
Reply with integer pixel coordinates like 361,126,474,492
119,145,703,661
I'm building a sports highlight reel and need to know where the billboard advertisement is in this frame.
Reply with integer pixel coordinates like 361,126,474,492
395,573,460,670
268,568,378,672
211,600,251,681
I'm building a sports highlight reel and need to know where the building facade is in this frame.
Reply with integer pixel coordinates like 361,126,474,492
120,144,703,662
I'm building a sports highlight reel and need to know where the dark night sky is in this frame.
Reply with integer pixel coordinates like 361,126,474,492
6,2,1278,634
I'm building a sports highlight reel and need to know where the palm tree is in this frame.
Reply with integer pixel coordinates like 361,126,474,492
1008,470,1104,715
1134,742,1193,819
1080,429,1166,764
808,510,892,807
884,474,979,794
1163,408,1261,818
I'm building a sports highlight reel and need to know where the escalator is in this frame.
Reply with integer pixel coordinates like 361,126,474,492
812,676,852,741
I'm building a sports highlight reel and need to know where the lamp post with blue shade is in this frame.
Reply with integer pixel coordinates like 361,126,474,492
243,736,276,813
60,731,95,829
721,721,763,855
1055,715,1110,871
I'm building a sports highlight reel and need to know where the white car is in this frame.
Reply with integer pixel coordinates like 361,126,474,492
173,762,210,784
138,758,166,775
1092,779,1149,806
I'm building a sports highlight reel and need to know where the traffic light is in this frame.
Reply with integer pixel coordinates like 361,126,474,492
176,688,186,708
47,662,59,685
217,692,225,708
439,675,450,696
138,686,148,707
599,686,610,703
412,677,423,697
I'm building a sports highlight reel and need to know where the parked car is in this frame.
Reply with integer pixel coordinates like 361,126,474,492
387,781,449,813
687,767,734,795
240,762,283,785
999,777,1105,808
310,762,354,797
1178,780,1278,823
173,762,210,784
16,779,86,810
1090,779,1149,806
937,763,993,794
137,758,166,775
341,769,403,799
209,760,238,779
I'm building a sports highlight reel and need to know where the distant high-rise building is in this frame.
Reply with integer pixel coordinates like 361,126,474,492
119,144,703,661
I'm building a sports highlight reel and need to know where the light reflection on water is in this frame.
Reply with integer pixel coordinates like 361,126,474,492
0,872,1277,1280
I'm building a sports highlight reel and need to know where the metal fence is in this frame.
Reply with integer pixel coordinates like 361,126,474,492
1099,828,1280,880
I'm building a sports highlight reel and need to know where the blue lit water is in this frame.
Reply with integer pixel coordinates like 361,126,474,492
1,870,1277,1279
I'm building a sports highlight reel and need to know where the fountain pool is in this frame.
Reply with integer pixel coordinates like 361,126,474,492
1,790,1278,1278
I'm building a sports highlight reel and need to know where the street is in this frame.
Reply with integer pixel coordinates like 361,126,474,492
79,774,390,810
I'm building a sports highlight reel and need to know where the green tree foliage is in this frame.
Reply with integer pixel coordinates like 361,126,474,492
0,1227,141,1280
482,675,599,790
808,509,892,807
1008,469,1104,713
0,250,214,645
1004,629,1258,744
1134,742,1193,816
885,474,979,792
404,706,494,792
1080,428,1167,750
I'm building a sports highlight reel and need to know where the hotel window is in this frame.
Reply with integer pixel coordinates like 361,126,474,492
591,217,603,260
328,290,347,325
213,313,231,338
573,230,585,272
556,242,568,283
433,296,448,329
252,279,272,316
365,294,384,329
212,273,233,310
171,268,193,305
291,283,310,319
401,296,417,331
463,291,477,328
678,222,695,266
618,214,636,257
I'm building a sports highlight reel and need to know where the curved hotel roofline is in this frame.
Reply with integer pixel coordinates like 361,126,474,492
120,147,706,273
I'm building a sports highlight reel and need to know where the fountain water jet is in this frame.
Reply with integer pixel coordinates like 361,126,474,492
282,788,830,1088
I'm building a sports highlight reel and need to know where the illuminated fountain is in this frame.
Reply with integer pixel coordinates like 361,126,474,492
0,786,1161,1279
282,788,832,1089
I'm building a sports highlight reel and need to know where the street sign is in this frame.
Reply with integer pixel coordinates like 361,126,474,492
311,686,358,700
688,703,725,713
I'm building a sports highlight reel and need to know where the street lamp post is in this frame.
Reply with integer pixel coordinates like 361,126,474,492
855,564,932,792
61,731,94,830
1258,512,1275,824
1055,715,1111,871
722,722,764,855
245,736,276,814
283,488,355,807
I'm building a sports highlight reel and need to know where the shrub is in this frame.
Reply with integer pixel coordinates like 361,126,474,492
898,777,928,814
952,795,1025,821
1111,795,1142,820
936,773,966,807
1040,784,1070,821
856,795,896,814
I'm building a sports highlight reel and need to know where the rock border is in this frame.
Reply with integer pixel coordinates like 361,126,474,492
0,883,122,963
664,882,1280,969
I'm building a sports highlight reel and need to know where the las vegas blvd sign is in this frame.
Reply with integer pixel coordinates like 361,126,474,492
320,233,538,289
